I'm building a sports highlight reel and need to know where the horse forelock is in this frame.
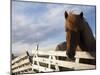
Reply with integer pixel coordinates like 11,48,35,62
66,11,86,31
68,10,82,15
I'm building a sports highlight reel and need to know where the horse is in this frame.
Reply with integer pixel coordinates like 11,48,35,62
56,11,96,60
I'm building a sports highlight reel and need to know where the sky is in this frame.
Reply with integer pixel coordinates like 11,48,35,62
12,0,96,55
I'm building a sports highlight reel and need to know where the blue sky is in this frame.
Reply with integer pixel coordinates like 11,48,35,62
12,1,96,55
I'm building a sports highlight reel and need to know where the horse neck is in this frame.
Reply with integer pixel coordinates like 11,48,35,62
81,21,96,51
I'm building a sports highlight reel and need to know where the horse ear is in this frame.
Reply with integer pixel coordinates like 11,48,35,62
64,11,68,18
80,12,83,18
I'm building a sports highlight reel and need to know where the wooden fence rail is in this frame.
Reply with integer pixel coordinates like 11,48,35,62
32,50,96,73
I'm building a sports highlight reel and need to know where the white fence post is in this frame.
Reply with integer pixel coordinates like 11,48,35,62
52,56,59,71
48,56,52,69
74,58,80,70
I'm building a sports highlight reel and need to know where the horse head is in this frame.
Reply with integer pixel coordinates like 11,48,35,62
64,11,85,59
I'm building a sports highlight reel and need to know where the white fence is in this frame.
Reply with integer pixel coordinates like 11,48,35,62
32,50,96,73
12,51,33,74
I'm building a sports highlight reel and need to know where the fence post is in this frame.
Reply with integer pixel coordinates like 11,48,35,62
48,56,52,69
32,50,40,72
74,57,80,70
52,56,59,71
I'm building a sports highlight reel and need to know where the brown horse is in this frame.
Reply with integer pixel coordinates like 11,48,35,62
56,11,96,59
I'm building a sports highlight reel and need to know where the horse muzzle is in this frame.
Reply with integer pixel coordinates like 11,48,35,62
66,49,75,59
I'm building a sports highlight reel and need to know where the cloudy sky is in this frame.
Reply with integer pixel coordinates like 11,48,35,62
12,0,96,55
